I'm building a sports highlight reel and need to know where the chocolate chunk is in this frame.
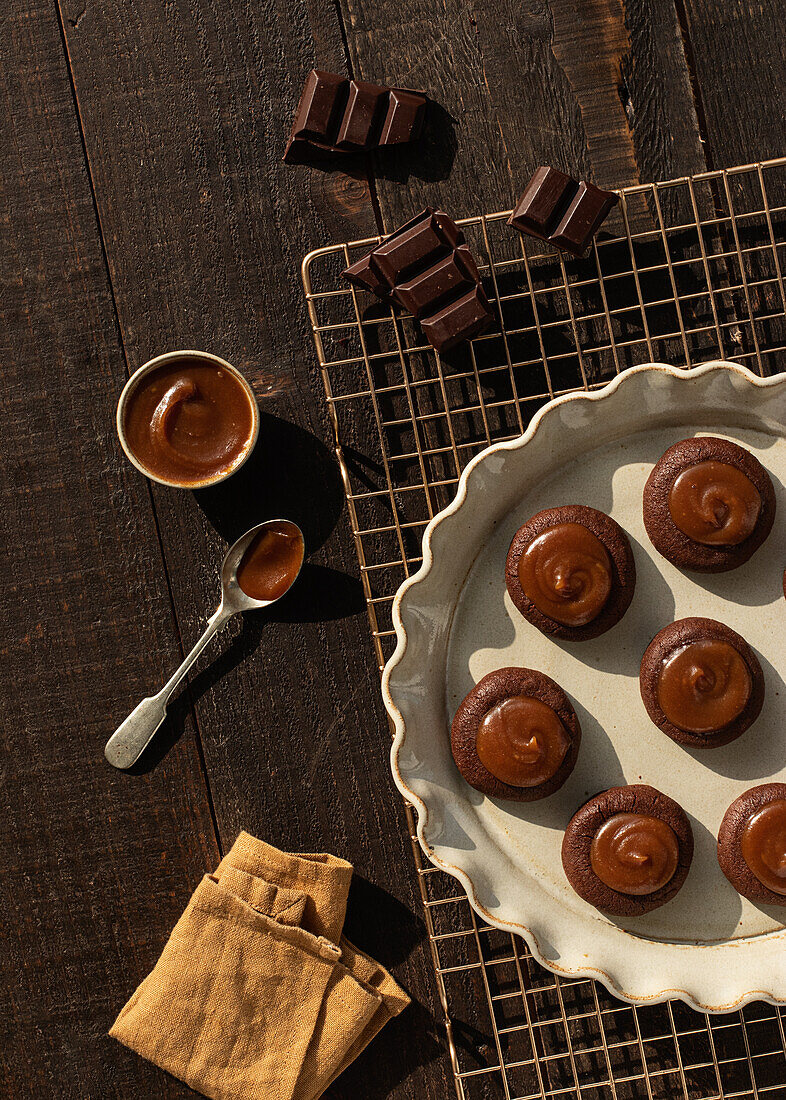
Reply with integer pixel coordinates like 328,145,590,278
284,70,427,164
509,167,577,237
373,210,462,286
508,166,618,256
291,70,347,142
420,285,493,353
335,80,389,147
342,208,492,353
550,182,619,256
343,209,440,299
342,252,389,298
379,90,426,144
393,247,478,317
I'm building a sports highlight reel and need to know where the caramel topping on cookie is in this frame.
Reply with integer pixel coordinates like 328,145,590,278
668,460,761,546
657,639,751,734
476,695,570,788
517,522,612,627
741,800,786,896
590,813,679,896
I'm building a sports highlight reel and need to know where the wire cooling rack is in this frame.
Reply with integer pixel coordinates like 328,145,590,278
302,157,786,1100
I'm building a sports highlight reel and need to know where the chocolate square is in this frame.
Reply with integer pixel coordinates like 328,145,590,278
335,81,389,148
549,182,619,257
420,286,493,353
508,166,618,256
394,248,479,318
380,89,427,144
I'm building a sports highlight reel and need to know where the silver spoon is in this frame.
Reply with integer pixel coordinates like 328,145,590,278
104,518,304,770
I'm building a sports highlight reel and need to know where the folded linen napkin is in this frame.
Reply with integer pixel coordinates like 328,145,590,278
110,832,410,1100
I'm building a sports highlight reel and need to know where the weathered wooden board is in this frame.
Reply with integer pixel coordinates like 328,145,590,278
54,0,452,1096
0,1,218,1095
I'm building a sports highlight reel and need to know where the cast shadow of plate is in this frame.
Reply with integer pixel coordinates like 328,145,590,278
606,815,744,943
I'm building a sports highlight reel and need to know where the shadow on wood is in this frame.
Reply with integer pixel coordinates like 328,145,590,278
194,412,347,553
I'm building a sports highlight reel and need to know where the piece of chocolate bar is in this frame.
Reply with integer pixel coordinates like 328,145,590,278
284,70,426,164
508,167,617,256
394,248,479,318
373,211,463,286
342,208,493,354
343,210,435,297
420,286,493,353
342,252,389,298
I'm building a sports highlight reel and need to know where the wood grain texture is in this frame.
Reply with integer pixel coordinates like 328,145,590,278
339,0,706,223
0,2,218,1097
678,0,786,168
55,1,452,1097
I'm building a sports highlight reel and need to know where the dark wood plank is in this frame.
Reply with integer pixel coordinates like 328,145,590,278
677,0,786,168
0,2,219,1097
339,0,707,223
55,1,453,1097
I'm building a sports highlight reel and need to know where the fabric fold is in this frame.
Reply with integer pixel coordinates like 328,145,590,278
109,833,409,1100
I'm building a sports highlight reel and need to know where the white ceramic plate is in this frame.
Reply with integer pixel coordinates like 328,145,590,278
384,361,786,1012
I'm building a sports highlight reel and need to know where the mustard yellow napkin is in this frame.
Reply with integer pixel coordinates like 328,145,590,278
110,833,410,1100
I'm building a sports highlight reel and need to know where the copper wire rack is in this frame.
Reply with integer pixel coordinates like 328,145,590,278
302,157,786,1100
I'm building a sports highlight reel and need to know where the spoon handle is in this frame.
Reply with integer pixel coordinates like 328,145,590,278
104,604,234,769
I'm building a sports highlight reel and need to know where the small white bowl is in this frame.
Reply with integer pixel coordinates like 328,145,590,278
116,350,260,489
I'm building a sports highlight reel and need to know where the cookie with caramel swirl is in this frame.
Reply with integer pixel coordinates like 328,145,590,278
639,617,764,748
643,436,775,572
505,505,636,641
451,667,581,801
562,785,693,915
718,784,786,905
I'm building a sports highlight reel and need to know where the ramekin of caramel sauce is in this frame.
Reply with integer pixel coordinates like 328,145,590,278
116,350,259,488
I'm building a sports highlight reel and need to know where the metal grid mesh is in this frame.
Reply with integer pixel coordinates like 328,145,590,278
302,157,786,1099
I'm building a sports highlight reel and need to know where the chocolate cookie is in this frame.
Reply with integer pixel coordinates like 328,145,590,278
639,617,764,749
505,505,636,641
562,785,694,915
451,667,581,801
718,784,786,905
643,436,775,572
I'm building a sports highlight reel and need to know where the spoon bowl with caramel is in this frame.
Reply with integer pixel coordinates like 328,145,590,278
104,519,304,769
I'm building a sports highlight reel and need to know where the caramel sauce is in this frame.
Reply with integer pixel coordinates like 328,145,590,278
475,695,570,788
657,639,751,734
237,522,304,602
123,359,255,485
741,800,786,896
590,813,679,896
517,522,612,627
668,460,760,546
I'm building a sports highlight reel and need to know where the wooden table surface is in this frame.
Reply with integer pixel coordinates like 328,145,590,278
2,1,784,1097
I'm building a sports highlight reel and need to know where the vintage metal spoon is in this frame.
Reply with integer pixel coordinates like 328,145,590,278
104,519,304,770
